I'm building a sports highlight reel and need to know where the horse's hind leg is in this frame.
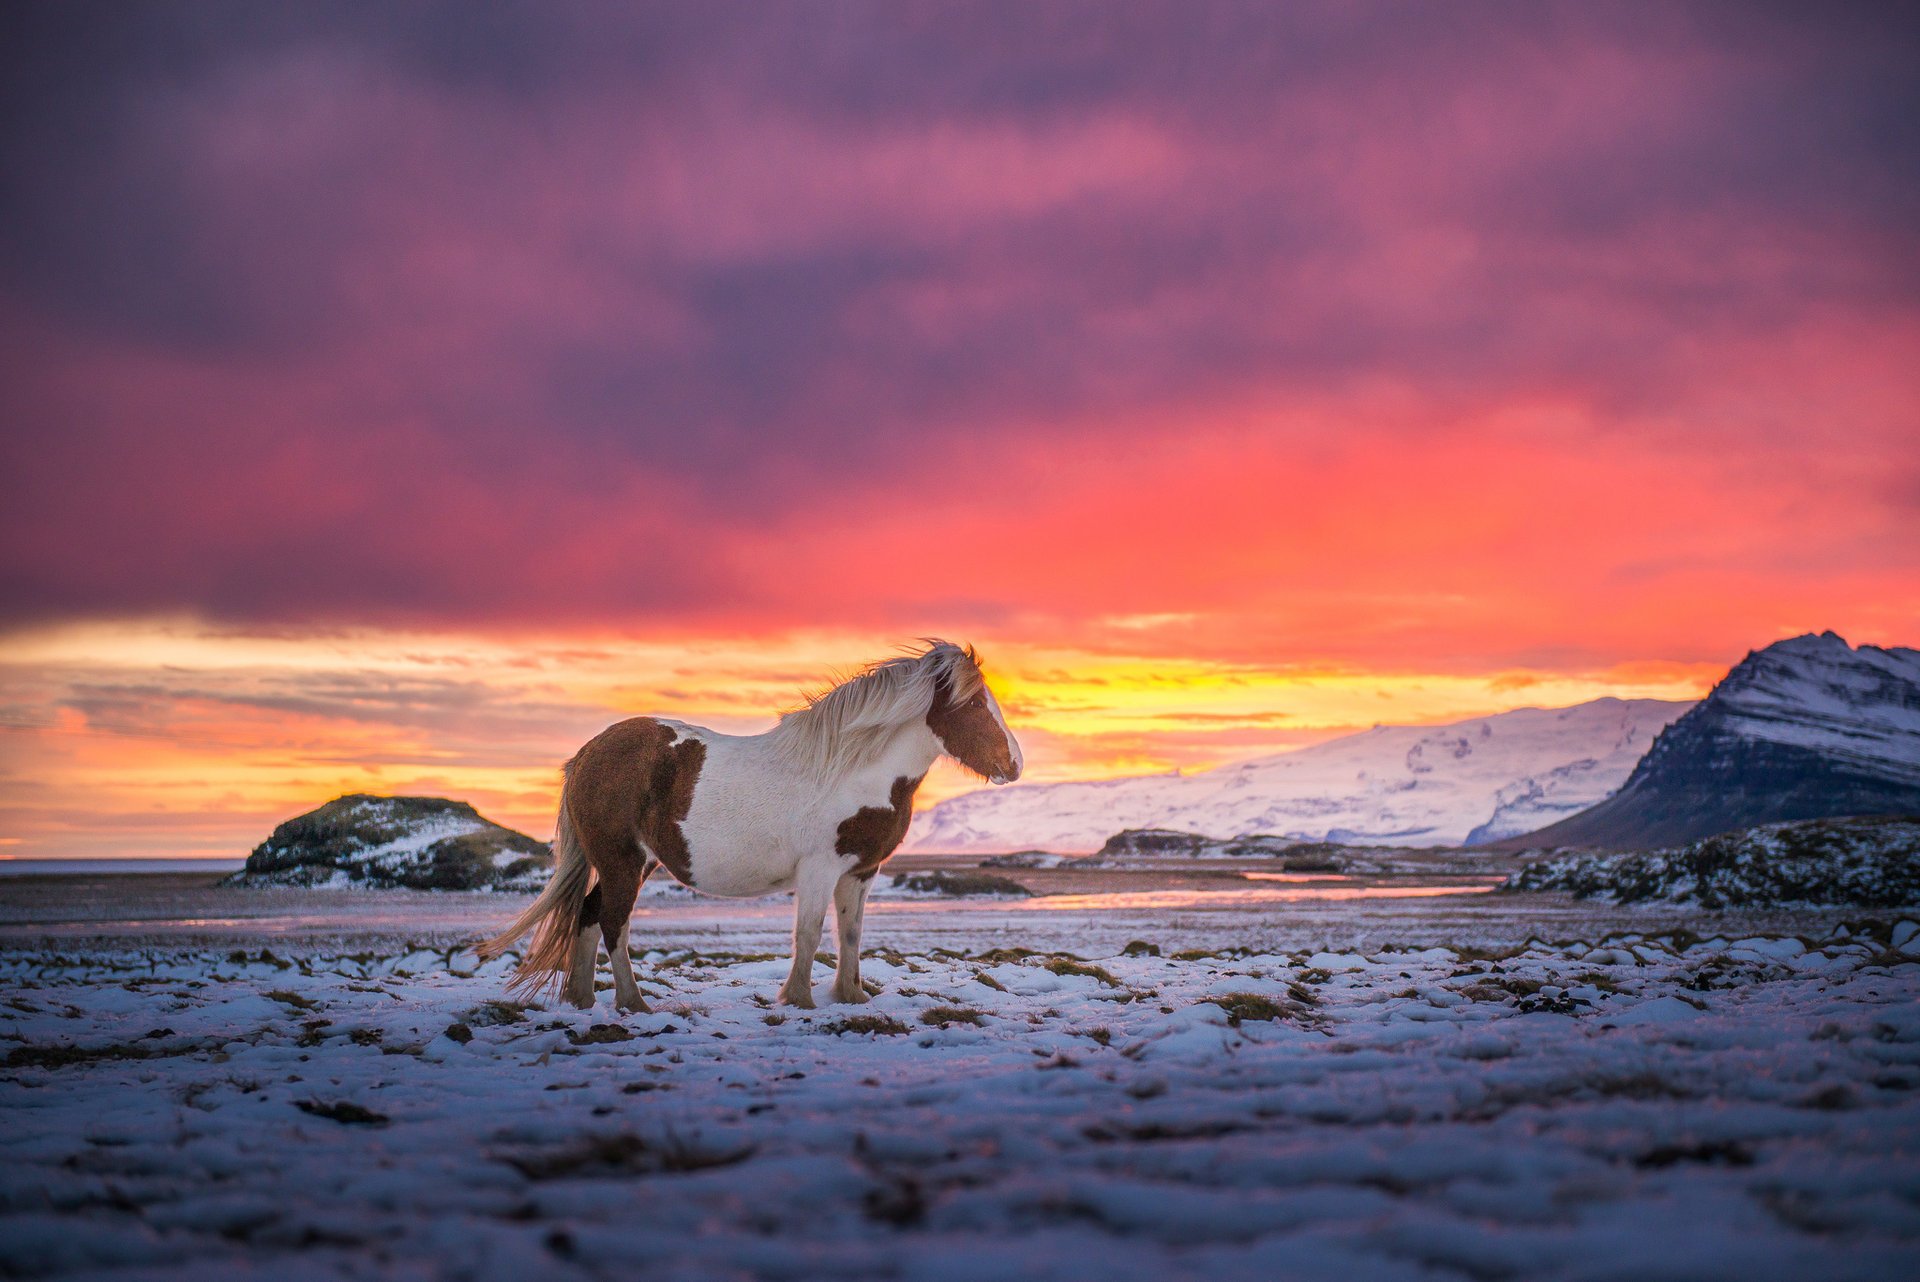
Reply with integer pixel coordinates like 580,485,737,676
599,857,653,1014
831,873,873,1004
566,883,603,1009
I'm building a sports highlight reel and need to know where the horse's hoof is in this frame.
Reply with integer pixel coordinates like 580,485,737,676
778,987,816,1010
832,985,870,1005
616,997,651,1014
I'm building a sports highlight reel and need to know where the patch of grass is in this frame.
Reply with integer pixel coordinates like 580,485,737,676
1633,1140,1753,1170
1450,945,1524,963
264,989,316,1010
5,1042,160,1070
349,1028,384,1046
1457,976,1546,1003
1121,940,1162,957
654,950,780,970
499,1132,753,1180
1044,959,1121,988
1084,1118,1251,1143
462,1000,528,1027
295,1099,388,1126
762,1013,786,1026
972,947,1049,964
1798,1084,1855,1111
822,1014,910,1036
920,1007,984,1028
1205,992,1295,1026
444,1023,474,1044
1171,948,1219,961
1082,1027,1112,1046
567,1024,633,1045
974,971,1008,993
863,1174,928,1226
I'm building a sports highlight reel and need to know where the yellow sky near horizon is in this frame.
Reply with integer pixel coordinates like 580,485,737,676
0,617,1724,862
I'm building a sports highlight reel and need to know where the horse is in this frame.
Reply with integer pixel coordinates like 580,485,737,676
478,640,1022,1011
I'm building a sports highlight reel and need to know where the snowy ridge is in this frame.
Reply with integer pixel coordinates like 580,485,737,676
1711,632,1920,781
910,698,1692,852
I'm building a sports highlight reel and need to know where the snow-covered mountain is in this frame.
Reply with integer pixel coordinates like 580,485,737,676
908,697,1693,852
223,795,552,891
1512,633,1920,849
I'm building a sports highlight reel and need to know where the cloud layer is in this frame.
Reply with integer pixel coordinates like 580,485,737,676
2,1,1916,669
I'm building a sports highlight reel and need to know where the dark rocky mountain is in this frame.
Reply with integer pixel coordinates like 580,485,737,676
222,795,552,891
1509,633,1920,849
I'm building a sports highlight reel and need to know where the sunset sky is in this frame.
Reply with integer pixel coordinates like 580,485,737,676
2,2,1917,860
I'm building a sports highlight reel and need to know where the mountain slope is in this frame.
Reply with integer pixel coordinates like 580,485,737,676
1511,633,1920,849
909,697,1692,852
222,795,552,890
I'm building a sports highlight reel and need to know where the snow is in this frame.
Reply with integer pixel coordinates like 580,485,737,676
1712,633,1920,775
4,890,1918,1280
910,698,1693,852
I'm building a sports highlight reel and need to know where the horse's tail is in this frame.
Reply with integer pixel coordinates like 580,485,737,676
477,799,591,1000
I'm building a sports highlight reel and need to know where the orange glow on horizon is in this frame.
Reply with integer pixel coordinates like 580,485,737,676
0,617,1738,862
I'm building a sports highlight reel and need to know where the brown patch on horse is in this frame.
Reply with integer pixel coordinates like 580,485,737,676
565,718,706,887
835,774,924,879
926,681,1017,781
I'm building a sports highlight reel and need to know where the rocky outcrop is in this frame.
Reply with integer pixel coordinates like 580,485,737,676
1086,829,1349,870
222,795,552,891
1504,815,1920,907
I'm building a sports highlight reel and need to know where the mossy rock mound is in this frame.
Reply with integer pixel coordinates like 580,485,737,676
223,795,552,891
1504,814,1920,907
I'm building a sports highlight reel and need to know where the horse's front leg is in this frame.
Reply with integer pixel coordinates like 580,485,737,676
778,862,837,1009
831,874,873,1004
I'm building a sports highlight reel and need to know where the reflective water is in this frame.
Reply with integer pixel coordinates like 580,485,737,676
1000,884,1501,912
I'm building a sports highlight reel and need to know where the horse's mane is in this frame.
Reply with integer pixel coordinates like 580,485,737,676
771,639,985,780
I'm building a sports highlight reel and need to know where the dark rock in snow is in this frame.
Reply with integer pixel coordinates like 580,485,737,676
222,795,552,891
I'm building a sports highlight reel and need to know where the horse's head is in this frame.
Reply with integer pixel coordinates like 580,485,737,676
925,646,1023,784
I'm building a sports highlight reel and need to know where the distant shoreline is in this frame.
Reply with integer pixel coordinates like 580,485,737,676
0,858,246,878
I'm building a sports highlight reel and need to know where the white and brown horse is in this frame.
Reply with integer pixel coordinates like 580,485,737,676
479,641,1021,1011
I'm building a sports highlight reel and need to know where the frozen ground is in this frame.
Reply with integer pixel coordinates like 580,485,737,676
3,874,1919,1281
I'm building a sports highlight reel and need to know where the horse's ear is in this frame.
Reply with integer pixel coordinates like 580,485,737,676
929,661,955,703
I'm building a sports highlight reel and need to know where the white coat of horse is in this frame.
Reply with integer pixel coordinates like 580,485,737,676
479,641,1021,1010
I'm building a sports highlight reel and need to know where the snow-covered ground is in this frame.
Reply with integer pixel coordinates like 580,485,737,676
4,882,1919,1280
909,698,1691,852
